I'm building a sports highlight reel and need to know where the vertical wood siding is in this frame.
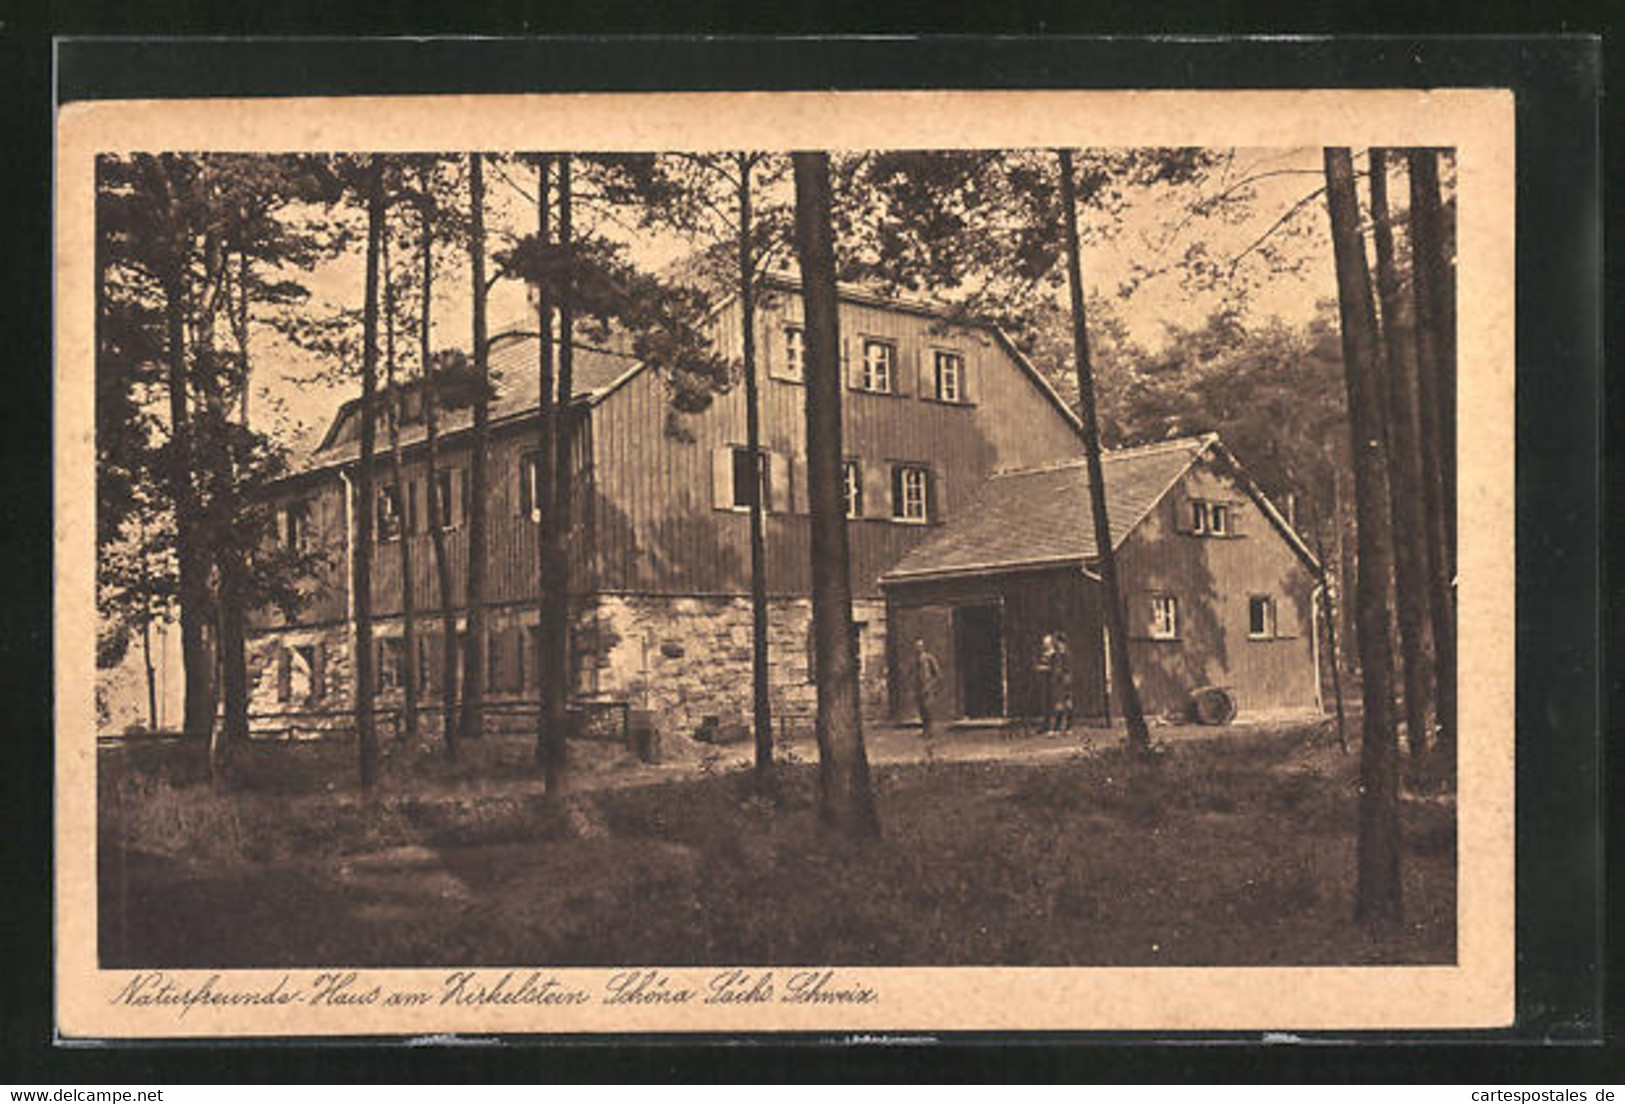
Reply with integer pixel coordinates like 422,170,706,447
590,289,1082,599
1116,458,1319,713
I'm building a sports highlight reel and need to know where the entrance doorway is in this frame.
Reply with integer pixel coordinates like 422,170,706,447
955,603,1005,718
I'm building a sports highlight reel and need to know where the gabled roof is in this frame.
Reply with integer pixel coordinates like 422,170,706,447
880,434,1319,584
297,339,641,473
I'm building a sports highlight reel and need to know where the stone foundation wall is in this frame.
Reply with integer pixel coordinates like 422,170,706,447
248,594,891,745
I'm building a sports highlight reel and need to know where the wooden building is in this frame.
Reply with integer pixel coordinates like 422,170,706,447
248,276,1320,737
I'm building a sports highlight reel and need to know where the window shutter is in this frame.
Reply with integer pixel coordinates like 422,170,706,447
931,468,949,523
790,454,810,514
960,353,975,403
1228,500,1248,537
843,336,858,389
895,344,915,397
711,446,734,510
866,462,893,521
768,451,790,514
277,648,292,703
312,643,326,701
1172,497,1194,534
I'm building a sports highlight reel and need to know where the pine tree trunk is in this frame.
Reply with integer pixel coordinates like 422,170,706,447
1369,149,1435,763
739,156,774,779
161,256,214,749
1407,148,1458,764
383,219,420,742
540,156,576,798
418,179,460,760
791,151,881,839
1057,148,1152,754
530,157,563,785
459,153,490,747
1324,146,1403,930
354,157,384,789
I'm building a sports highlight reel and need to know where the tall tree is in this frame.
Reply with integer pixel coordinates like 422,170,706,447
541,154,578,795
735,153,774,780
381,207,420,742
1323,147,1402,929
1057,148,1152,754
1407,148,1458,763
459,152,492,747
531,155,562,778
354,156,385,788
791,151,880,838
1368,149,1435,762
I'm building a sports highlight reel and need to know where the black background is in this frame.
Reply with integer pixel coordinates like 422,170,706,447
1,25,1608,1083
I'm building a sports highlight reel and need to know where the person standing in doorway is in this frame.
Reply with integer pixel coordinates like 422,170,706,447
1049,630,1074,734
1034,632,1057,732
913,637,943,761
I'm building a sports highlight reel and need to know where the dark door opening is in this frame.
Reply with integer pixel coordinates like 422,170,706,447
955,603,1005,718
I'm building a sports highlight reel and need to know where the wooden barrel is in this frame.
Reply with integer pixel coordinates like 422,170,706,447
1191,686,1237,726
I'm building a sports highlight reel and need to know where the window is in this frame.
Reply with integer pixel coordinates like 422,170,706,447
731,447,770,511
377,637,404,693
279,643,319,703
783,326,805,381
842,460,863,519
431,469,461,529
519,452,545,522
417,636,434,694
1248,595,1277,640
892,464,930,523
934,350,965,402
377,485,404,542
281,501,310,551
859,338,895,393
1189,499,1234,537
1150,595,1179,640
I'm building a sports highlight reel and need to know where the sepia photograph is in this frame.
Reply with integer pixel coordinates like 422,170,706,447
55,89,1516,1036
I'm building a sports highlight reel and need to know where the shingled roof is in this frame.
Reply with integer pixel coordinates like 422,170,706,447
881,434,1304,583
300,338,641,472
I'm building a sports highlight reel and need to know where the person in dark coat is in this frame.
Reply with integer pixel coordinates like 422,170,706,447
1048,630,1074,733
912,637,943,760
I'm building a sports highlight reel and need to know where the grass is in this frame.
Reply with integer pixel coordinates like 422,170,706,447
97,722,1454,969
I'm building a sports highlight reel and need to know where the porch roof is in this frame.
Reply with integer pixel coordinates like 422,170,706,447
880,435,1218,584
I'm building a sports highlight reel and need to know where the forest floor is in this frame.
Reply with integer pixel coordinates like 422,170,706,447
97,716,1456,968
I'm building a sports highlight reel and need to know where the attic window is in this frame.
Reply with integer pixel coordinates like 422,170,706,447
1189,499,1233,537
1209,503,1230,535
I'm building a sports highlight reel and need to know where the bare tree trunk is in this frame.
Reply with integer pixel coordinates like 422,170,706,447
1324,147,1402,930
418,177,460,759
791,151,880,839
383,220,420,742
354,156,384,789
530,157,564,785
1369,149,1434,763
540,156,576,797
1407,148,1458,765
1306,497,1348,753
1057,148,1152,755
161,251,214,750
459,153,490,747
738,154,774,779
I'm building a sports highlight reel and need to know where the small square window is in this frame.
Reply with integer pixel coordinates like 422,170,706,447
842,460,863,519
1150,595,1179,640
934,350,964,402
1248,595,1277,639
859,339,895,393
783,326,805,380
